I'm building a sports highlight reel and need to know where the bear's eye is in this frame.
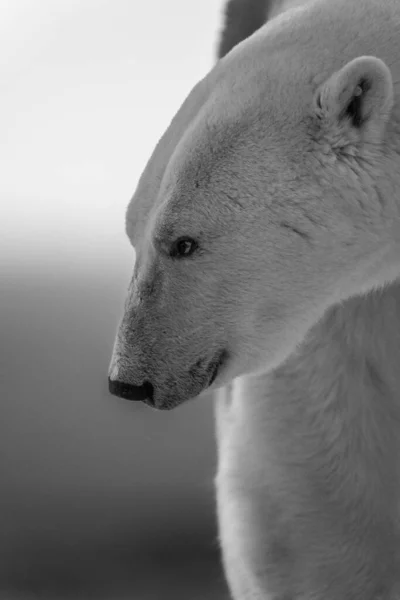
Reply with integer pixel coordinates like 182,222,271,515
169,237,198,259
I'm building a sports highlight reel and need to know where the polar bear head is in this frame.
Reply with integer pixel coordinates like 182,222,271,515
109,0,400,409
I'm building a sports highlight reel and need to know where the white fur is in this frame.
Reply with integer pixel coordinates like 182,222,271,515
110,0,400,597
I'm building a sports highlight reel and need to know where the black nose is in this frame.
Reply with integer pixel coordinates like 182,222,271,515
108,377,154,402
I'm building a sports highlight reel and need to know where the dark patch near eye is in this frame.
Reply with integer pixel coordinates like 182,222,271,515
342,78,370,128
280,222,310,241
194,180,200,189
169,237,198,259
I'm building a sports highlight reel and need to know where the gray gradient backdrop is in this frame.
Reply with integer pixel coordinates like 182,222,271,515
1,1,230,598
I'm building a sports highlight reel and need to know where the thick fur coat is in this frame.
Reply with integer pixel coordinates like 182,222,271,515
109,0,400,597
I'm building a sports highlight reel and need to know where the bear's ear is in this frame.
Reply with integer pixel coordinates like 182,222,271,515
313,56,394,146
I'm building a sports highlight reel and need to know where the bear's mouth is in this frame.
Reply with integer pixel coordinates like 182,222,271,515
208,349,228,387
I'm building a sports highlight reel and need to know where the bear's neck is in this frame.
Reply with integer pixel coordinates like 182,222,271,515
266,282,400,518
226,282,400,525
216,284,400,598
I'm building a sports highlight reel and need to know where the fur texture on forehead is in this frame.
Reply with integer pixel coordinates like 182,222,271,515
126,0,400,246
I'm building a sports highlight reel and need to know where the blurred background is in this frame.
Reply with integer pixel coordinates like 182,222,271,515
0,1,230,598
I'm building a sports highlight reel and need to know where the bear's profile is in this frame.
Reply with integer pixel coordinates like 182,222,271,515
109,0,400,597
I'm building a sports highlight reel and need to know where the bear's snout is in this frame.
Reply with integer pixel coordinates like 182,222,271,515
108,377,154,404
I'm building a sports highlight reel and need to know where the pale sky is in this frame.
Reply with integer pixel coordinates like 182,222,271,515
1,0,222,269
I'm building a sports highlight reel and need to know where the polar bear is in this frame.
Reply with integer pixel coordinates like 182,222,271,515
109,0,400,597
